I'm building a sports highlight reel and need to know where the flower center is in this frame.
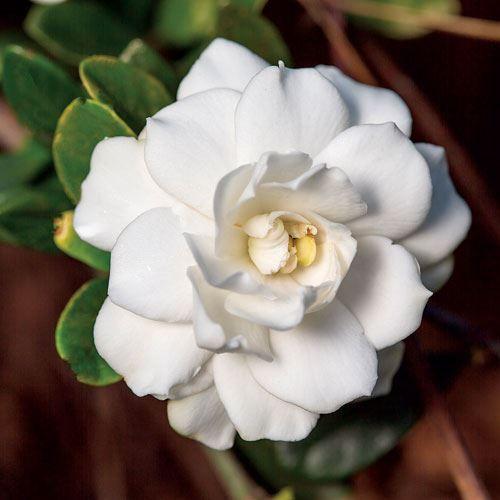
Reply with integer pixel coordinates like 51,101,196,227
243,214,318,275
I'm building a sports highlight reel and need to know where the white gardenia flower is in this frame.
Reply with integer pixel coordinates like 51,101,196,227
74,38,471,449
31,0,66,4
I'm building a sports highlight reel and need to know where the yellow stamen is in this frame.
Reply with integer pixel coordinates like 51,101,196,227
295,235,317,267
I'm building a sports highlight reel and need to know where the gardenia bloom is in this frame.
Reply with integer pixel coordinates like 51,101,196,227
74,39,471,449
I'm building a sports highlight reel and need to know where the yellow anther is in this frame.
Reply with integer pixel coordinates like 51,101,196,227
295,235,316,267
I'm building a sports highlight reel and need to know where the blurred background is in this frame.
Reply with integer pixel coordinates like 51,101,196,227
0,1,498,498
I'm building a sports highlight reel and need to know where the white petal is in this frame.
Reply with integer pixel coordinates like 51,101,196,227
145,88,240,217
399,143,471,268
94,299,211,399
315,123,432,240
247,300,377,413
213,354,319,441
109,207,194,322
316,65,412,135
168,386,235,450
178,38,268,99
225,275,317,331
230,152,367,226
188,266,272,360
235,65,349,165
74,137,173,251
170,360,215,400
338,236,432,349
421,255,454,292
371,342,405,397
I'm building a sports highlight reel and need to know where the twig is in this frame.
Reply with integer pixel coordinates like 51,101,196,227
0,99,26,152
406,337,491,500
323,0,500,41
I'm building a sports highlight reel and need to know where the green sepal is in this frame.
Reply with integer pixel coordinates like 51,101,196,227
80,55,172,134
54,211,110,272
154,0,219,48
55,278,121,386
120,39,178,97
2,45,82,141
0,138,51,190
348,0,460,39
24,2,135,66
53,98,135,203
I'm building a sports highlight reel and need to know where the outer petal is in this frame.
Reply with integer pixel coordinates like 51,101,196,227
247,300,378,414
145,88,240,217
109,208,194,323
421,255,454,292
188,266,272,361
213,354,319,441
316,65,412,135
74,137,173,251
94,299,211,399
177,38,268,99
338,236,432,349
235,65,349,165
168,386,235,450
371,342,405,397
399,143,471,268
315,123,432,240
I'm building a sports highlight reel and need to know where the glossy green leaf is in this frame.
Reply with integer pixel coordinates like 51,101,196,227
120,39,178,96
2,46,82,140
56,278,121,386
54,210,110,271
101,0,154,31
0,31,36,81
217,5,291,64
24,2,135,66
226,0,268,12
0,138,51,190
80,56,172,133
154,0,219,48
53,98,135,203
0,177,72,253
348,0,460,39
237,373,420,488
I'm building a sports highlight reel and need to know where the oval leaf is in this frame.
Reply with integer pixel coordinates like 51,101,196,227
56,278,121,386
54,211,110,271
80,56,172,134
53,98,135,203
217,5,291,65
120,39,178,96
2,46,82,140
24,2,135,65
154,0,219,48
0,138,51,190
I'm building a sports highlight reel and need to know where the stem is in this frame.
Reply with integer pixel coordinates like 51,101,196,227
323,0,500,41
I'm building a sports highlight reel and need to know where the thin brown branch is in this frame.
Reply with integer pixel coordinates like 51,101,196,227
0,99,26,152
406,336,491,500
324,0,500,41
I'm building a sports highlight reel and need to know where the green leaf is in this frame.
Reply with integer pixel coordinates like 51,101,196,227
56,278,121,386
54,210,110,271
120,39,178,96
237,374,420,488
216,5,291,65
53,98,135,203
101,0,154,32
225,0,269,12
0,30,37,81
348,0,460,39
24,1,136,66
0,177,72,253
154,0,219,48
2,46,82,140
80,56,172,134
0,138,51,190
